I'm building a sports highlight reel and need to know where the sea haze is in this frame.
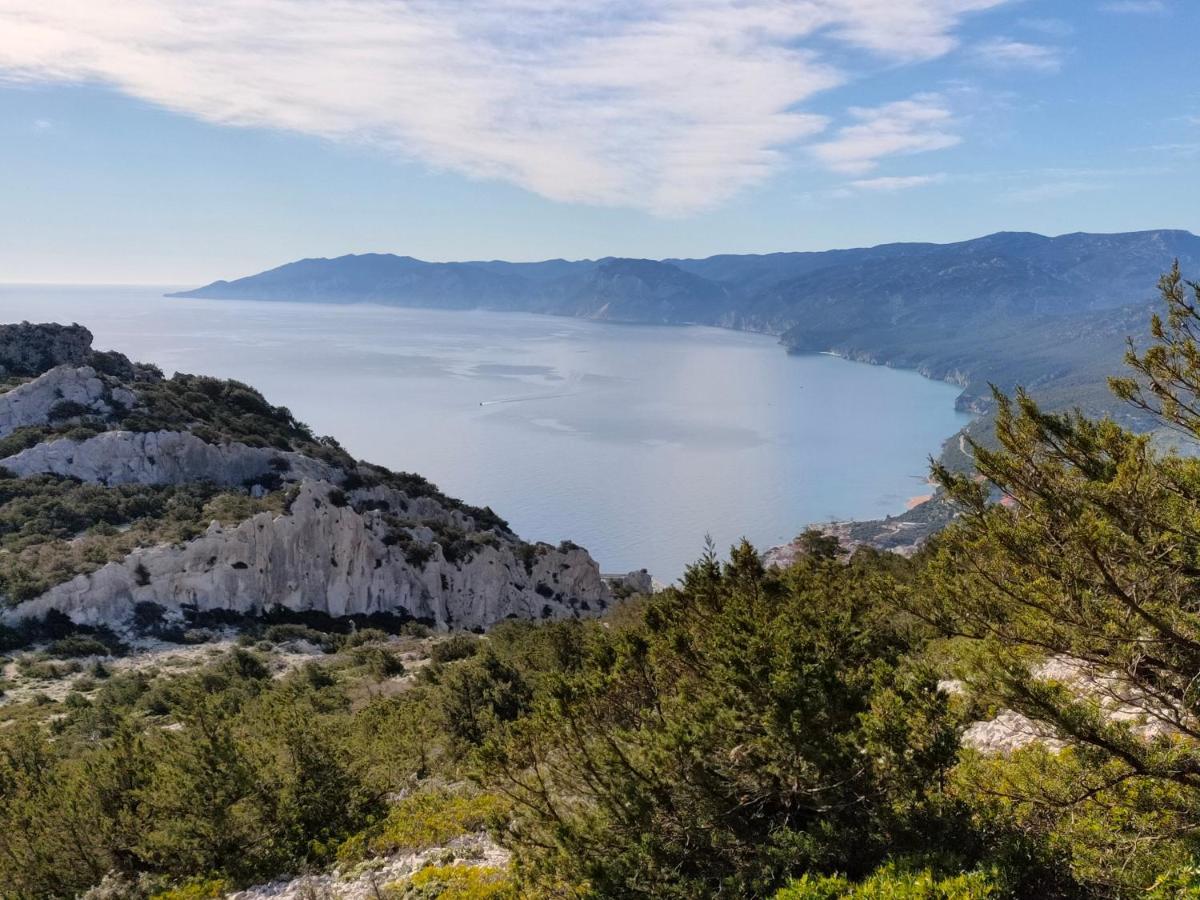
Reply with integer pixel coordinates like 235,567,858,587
0,285,970,579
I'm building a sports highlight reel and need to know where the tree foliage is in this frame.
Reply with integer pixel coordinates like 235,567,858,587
474,542,977,897
911,262,1200,893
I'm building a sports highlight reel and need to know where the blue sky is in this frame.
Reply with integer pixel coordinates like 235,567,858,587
0,0,1197,284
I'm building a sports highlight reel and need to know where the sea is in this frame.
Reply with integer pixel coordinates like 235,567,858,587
0,285,971,580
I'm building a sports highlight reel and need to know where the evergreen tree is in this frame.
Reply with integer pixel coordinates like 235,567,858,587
915,263,1200,890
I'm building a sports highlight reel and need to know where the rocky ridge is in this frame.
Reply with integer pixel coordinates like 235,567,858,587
0,365,136,436
7,480,613,630
1,428,337,487
0,325,631,631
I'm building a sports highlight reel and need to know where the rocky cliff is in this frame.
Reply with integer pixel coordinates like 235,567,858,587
7,481,612,630
0,325,630,631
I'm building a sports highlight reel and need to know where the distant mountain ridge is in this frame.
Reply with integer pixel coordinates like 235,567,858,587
173,229,1200,468
172,230,1200,328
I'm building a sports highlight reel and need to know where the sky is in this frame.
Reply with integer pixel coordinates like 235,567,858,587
0,0,1197,284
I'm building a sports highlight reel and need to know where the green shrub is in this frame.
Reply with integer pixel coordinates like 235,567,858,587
46,635,112,658
338,627,392,649
390,864,516,899
429,634,478,665
338,788,507,863
149,876,229,900
1148,866,1200,898
775,864,1000,899
353,645,406,680
46,399,93,422
263,623,336,651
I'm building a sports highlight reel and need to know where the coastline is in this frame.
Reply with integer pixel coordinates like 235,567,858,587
163,290,983,564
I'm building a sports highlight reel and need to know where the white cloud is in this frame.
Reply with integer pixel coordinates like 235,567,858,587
971,38,1063,72
845,174,946,192
0,0,1009,215
810,94,960,175
1100,0,1167,12
826,172,946,198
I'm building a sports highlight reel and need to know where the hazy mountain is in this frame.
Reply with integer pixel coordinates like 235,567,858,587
176,252,532,309
172,229,1200,464
536,258,732,323
173,230,1200,330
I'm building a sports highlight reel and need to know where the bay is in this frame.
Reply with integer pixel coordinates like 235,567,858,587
0,285,971,580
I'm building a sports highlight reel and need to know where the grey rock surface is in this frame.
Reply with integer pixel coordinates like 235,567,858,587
0,365,134,437
2,429,338,486
5,481,613,631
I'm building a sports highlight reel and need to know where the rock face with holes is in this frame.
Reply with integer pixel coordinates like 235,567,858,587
1,429,338,487
0,366,136,437
5,481,615,631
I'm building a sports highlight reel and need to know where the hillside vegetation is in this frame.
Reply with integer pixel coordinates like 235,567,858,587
2,266,1200,896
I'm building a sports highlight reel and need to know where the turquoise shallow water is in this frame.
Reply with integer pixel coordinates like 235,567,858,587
0,285,971,580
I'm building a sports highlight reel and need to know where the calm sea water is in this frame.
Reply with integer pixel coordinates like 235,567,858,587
0,285,970,580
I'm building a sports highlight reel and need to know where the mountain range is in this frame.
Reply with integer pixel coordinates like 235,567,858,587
172,229,1200,324
173,229,1200,465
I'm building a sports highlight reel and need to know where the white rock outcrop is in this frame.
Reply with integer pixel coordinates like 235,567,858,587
959,655,1179,755
0,365,135,436
5,481,613,631
1,429,338,487
961,710,1065,754
229,839,509,900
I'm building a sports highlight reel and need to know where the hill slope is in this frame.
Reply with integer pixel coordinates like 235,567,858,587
0,324,645,633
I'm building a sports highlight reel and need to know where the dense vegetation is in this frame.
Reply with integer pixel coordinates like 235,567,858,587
5,265,1200,896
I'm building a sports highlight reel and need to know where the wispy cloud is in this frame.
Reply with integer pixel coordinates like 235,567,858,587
810,94,960,175
825,172,946,199
1099,0,1167,13
0,0,1009,215
1146,142,1200,159
845,174,947,192
970,38,1063,72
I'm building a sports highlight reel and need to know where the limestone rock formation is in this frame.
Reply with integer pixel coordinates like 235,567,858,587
0,365,135,437
5,481,613,631
2,429,338,487
0,322,94,376
0,322,642,632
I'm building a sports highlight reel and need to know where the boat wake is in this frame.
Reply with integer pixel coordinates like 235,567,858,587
479,392,577,407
